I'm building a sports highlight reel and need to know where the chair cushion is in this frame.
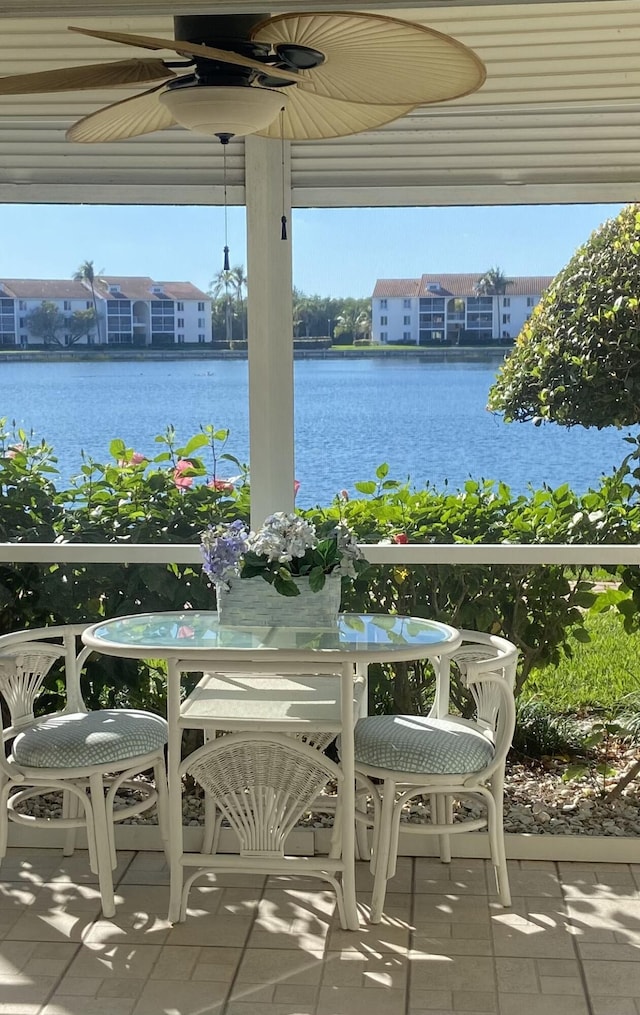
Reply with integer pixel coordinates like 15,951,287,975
353,714,494,775
13,710,168,769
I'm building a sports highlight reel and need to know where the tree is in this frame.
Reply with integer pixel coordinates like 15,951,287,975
475,266,512,340
66,308,98,346
73,260,102,343
292,289,315,337
25,301,66,346
488,205,640,429
209,268,235,344
334,300,371,343
230,265,248,341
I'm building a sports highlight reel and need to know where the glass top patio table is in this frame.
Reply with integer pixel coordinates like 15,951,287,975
81,611,461,933
82,611,460,663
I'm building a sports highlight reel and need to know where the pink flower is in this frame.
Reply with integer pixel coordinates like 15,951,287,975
208,478,234,493
118,451,146,467
6,444,24,459
339,489,349,501
393,533,409,544
174,458,194,489
177,625,195,639
294,480,301,497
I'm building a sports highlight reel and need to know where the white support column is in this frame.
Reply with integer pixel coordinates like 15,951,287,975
245,135,294,530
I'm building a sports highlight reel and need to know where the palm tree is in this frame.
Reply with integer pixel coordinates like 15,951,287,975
73,259,103,343
475,266,512,340
292,289,316,338
209,268,235,344
230,265,248,341
355,309,371,343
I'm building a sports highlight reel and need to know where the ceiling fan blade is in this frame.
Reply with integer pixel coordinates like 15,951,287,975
68,25,301,84
66,83,176,143
252,12,485,106
256,88,415,141
0,58,175,95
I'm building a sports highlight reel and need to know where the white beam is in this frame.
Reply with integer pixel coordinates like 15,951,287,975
245,134,294,529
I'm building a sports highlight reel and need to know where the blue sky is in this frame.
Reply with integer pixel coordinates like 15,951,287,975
0,202,624,298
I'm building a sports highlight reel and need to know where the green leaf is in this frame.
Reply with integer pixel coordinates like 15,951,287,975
354,481,376,495
308,567,326,592
180,434,209,455
562,764,588,782
572,627,591,643
109,439,126,459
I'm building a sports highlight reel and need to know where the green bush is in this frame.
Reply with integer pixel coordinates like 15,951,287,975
2,426,638,716
489,203,640,428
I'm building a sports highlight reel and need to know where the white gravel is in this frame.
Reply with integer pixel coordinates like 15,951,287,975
14,748,640,837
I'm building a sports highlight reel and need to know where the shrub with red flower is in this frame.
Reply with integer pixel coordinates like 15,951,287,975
173,458,194,489
207,478,234,493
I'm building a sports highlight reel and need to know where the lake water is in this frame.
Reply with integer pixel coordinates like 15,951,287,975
1,357,636,507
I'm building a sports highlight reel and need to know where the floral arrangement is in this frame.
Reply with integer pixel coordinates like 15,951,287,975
201,511,367,597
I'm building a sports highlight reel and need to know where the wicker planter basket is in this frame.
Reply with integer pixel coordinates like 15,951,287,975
215,573,342,628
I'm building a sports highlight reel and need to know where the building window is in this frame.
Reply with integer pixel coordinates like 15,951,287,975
151,299,175,336
403,331,411,340
177,318,184,328
198,301,205,311
108,285,121,294
0,298,15,344
198,334,205,343
527,296,536,307
380,331,387,341
18,300,26,311
19,318,24,327
403,299,411,308
380,315,388,325
502,297,511,307
86,301,92,309
177,301,184,311
177,334,184,344
502,314,510,324
198,317,205,328
403,315,411,325
63,301,71,311
380,298,387,309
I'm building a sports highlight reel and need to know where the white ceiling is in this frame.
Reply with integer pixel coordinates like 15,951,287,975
0,0,638,207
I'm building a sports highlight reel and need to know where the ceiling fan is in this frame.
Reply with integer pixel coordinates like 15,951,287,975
0,12,485,144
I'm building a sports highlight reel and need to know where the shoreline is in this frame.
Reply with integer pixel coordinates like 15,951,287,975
0,345,509,364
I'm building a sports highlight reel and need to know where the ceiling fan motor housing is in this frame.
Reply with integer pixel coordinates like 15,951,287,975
174,14,270,59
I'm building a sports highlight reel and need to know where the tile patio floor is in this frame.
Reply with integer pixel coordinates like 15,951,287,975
0,847,639,1015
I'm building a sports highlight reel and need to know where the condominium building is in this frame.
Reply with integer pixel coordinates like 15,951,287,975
372,274,554,346
0,276,212,347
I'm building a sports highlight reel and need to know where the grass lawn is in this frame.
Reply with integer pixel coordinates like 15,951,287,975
524,610,640,711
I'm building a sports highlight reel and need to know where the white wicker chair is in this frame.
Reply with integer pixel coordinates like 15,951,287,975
0,624,169,917
176,731,346,925
354,631,518,923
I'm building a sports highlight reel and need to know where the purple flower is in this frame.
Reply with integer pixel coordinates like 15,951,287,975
201,519,249,586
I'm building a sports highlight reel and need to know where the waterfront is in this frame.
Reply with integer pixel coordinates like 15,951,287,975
1,357,636,507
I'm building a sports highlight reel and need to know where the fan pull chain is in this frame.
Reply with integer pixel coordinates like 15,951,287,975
280,108,288,242
222,139,230,271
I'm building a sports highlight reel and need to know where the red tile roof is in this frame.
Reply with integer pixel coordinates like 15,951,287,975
373,274,555,298
0,279,91,299
372,279,422,298
0,276,210,302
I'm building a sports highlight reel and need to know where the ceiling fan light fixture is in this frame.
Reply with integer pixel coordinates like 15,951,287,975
159,85,286,139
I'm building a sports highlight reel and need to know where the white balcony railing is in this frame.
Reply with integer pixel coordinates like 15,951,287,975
1,542,640,566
